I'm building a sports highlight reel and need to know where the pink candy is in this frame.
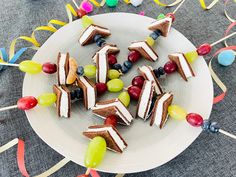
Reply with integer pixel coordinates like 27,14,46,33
81,1,93,13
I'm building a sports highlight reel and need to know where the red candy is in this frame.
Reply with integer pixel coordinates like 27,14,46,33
104,115,118,127
166,13,175,22
17,96,38,110
128,50,141,63
42,62,57,74
197,43,212,56
108,54,117,66
77,8,87,18
132,76,145,89
95,83,107,95
164,61,177,74
128,86,141,100
186,113,204,127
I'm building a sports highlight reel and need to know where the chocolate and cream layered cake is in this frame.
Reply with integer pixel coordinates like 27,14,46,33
92,44,120,83
150,92,173,129
79,24,111,46
128,41,158,61
57,52,69,86
53,85,71,118
168,53,195,81
148,17,172,37
92,98,133,125
138,65,163,95
83,125,127,153
136,80,155,120
76,76,96,110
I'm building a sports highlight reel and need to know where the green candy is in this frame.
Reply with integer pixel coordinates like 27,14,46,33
37,93,57,106
84,136,107,168
157,13,165,20
107,79,124,92
84,65,96,78
106,0,118,7
108,69,121,79
118,91,130,107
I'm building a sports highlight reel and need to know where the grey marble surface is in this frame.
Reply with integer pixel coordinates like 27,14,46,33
0,0,235,176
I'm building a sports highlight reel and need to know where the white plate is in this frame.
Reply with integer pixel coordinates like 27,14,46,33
23,13,213,174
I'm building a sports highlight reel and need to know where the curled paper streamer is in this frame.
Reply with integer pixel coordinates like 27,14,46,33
224,0,236,22
0,138,18,153
90,0,106,7
199,0,219,10
17,139,30,177
153,0,183,7
224,21,236,48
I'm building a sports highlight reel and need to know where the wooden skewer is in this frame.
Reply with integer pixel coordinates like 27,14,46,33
210,32,236,47
0,105,18,112
0,63,19,67
219,129,236,140
72,0,80,9
173,0,186,14
85,168,91,175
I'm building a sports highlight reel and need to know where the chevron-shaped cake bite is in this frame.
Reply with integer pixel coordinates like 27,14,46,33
83,125,128,153
79,24,111,46
150,92,173,129
148,17,172,37
168,53,195,81
128,41,158,62
92,98,133,125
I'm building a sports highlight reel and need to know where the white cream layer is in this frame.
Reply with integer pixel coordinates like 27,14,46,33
79,25,110,45
153,93,172,127
138,80,153,120
139,66,162,94
172,53,193,79
92,45,119,63
129,42,158,61
79,76,95,109
86,127,127,152
149,17,172,35
59,53,67,85
92,99,133,124
58,86,69,117
96,53,108,83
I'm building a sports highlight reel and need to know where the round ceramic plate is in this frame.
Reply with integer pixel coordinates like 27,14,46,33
23,13,213,173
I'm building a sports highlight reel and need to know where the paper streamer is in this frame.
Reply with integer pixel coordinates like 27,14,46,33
153,0,183,7
224,21,236,48
90,0,106,7
17,139,30,177
0,138,18,153
199,0,219,10
115,174,125,177
224,0,236,22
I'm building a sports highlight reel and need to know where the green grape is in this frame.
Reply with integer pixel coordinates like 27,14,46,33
19,60,42,74
82,15,94,29
108,69,121,79
118,91,130,107
84,136,107,168
84,65,96,78
107,79,124,92
37,93,57,106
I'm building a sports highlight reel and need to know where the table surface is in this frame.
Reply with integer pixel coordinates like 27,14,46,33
0,0,235,177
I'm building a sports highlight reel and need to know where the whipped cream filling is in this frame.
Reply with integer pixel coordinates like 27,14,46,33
172,53,193,79
79,25,110,44
138,81,153,119
93,45,119,63
93,99,133,124
153,93,172,127
139,66,162,94
59,53,67,85
58,86,69,117
80,76,95,109
86,127,127,151
150,17,172,34
130,42,158,61
96,53,108,83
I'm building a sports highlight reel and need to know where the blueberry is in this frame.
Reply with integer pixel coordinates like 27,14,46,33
154,30,162,36
70,90,76,100
93,34,102,43
158,67,165,75
96,38,106,47
201,120,211,131
209,122,219,133
112,63,122,70
153,69,160,78
76,66,84,76
150,32,160,40
75,88,83,99
123,60,132,69
121,65,129,74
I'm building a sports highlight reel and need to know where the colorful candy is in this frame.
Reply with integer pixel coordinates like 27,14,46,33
197,43,212,56
108,69,121,79
37,93,57,107
128,86,141,100
168,105,187,120
42,62,57,74
118,91,130,107
84,65,96,78
19,60,42,74
107,79,124,92
164,61,177,74
217,50,235,66
130,0,143,7
17,96,38,110
157,13,165,20
186,113,203,127
95,83,108,95
81,15,94,28
184,51,199,63
106,0,118,7
132,76,145,89
81,1,93,13
104,115,118,127
84,136,107,168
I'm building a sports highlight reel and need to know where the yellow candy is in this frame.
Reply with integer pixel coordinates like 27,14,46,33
168,105,187,120
184,51,198,63
19,60,42,74
82,15,94,29
146,36,155,47
37,93,57,106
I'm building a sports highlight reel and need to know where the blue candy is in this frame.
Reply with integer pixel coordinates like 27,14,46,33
217,50,235,66
76,66,84,76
